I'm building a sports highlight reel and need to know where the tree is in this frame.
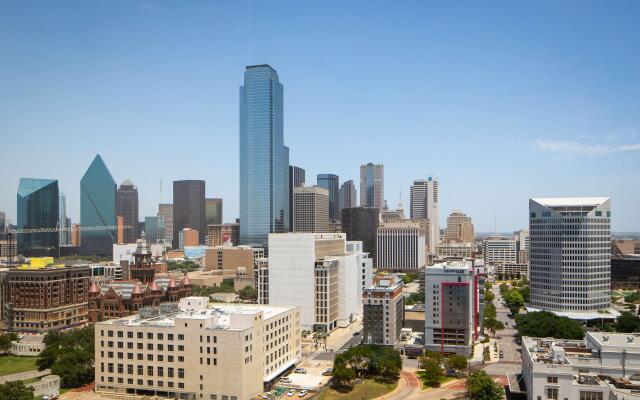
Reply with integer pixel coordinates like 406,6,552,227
331,364,355,386
0,335,11,353
484,291,495,303
518,285,530,303
37,325,95,388
484,282,492,291
405,291,425,305
514,312,584,339
0,381,34,400
484,303,497,320
616,312,640,333
52,350,94,388
499,283,509,294
484,318,504,334
467,371,503,400
625,292,640,303
445,354,468,372
496,273,504,281
504,289,525,315
238,285,257,301
419,357,443,387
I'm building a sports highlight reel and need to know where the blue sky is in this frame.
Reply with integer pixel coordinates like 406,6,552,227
1,1,639,232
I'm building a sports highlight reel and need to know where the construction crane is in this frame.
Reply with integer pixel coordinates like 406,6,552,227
5,225,134,265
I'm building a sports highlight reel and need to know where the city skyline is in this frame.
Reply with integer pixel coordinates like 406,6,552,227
1,2,639,232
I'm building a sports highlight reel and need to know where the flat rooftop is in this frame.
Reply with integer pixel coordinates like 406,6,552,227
531,197,609,207
100,301,294,330
428,260,473,272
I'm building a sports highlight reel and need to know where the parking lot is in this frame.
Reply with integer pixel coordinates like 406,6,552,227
276,362,332,391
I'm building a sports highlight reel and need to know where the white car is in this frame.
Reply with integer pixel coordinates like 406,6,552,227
287,389,296,397
298,390,308,397
280,377,291,383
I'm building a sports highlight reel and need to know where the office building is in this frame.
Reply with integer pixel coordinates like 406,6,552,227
317,174,339,220
288,166,306,231
515,228,530,264
482,237,517,265
207,223,240,246
347,241,374,295
173,180,205,248
376,222,426,272
360,163,384,209
179,228,199,249
17,178,59,256
293,186,329,233
205,198,223,226
71,223,81,247
425,260,479,356
529,197,611,316
341,207,379,266
444,210,475,243
59,193,69,246
4,259,90,333
94,297,301,400
203,246,264,277
612,239,640,257
362,275,404,346
81,154,117,256
158,204,174,246
436,242,477,259
116,179,139,244
611,255,640,289
267,233,369,331
144,216,164,244
410,177,439,253
339,180,357,214
521,333,640,400
239,65,289,246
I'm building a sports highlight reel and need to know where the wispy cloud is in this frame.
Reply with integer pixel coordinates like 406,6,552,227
533,139,640,156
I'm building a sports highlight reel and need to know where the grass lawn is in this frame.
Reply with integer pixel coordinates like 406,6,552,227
0,355,38,376
318,379,397,400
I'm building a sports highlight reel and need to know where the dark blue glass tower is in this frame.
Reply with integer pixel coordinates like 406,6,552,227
17,178,59,256
239,65,289,246
317,174,340,220
80,154,116,256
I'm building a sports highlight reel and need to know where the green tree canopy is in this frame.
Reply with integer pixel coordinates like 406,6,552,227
514,311,585,339
419,357,443,387
467,371,504,400
616,312,640,333
445,354,468,371
504,289,525,315
37,325,95,388
0,381,34,400
238,285,257,301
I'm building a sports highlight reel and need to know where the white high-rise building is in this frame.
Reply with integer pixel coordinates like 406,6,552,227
376,222,426,272
59,193,69,246
425,260,479,356
482,237,517,265
529,197,611,316
410,177,439,254
346,241,374,294
267,233,368,331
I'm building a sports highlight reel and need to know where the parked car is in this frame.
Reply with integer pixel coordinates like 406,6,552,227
294,367,306,374
322,367,333,376
287,390,296,397
280,377,292,383
298,390,308,397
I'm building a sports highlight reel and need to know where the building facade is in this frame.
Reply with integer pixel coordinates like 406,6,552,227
376,222,426,272
288,166,306,231
267,233,367,332
410,177,439,254
81,154,117,256
17,178,59,256
482,237,517,265
362,275,404,346
444,210,474,243
293,186,329,233
317,174,339,221
207,223,240,246
529,197,611,315
116,179,139,244
359,163,384,210
173,180,206,248
239,65,289,247
425,261,479,356
205,198,223,226
341,207,379,266
521,333,640,400
158,204,174,247
4,261,90,333
59,193,69,246
95,297,301,400
339,180,357,214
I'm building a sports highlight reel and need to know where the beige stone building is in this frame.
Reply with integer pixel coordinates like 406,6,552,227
95,297,301,400
293,186,329,233
203,246,264,277
444,210,475,243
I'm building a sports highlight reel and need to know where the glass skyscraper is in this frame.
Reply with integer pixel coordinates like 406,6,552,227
239,64,289,246
17,178,59,256
317,173,339,220
80,154,116,256
360,163,384,210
